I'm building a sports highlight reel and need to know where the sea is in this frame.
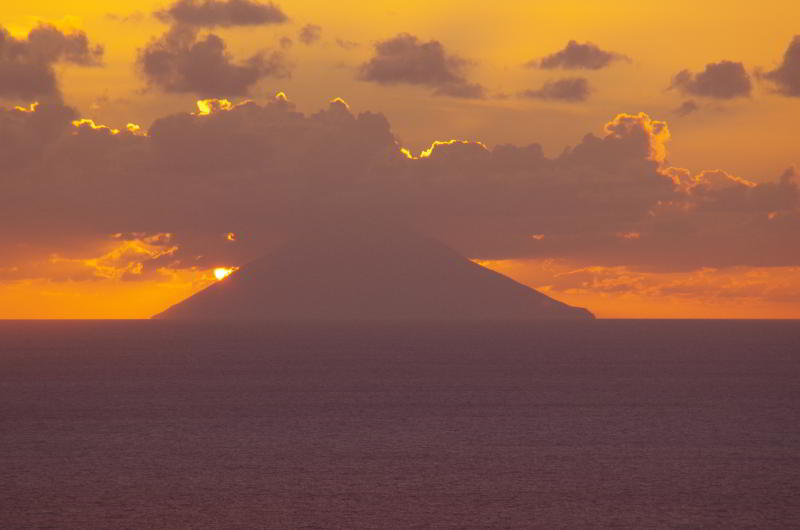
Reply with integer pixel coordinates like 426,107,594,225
1,320,799,529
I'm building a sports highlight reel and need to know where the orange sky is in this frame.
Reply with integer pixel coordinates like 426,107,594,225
1,1,799,318
3,1,797,177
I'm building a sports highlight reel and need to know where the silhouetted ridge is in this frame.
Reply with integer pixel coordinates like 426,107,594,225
153,225,594,320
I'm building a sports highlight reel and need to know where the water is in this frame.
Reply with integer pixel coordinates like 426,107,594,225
1,320,799,528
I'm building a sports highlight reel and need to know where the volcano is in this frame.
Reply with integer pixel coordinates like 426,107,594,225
153,225,594,320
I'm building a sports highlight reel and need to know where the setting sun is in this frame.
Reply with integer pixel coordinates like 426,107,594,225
214,267,236,280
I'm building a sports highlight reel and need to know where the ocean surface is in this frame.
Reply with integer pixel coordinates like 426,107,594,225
1,320,799,529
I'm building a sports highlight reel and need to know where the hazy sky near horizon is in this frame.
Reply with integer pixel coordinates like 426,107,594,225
1,0,799,318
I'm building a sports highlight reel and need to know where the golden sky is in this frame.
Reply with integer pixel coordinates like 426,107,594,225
1,0,799,318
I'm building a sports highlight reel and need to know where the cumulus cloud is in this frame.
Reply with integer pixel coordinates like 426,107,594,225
520,77,591,102
137,25,289,96
529,40,629,70
358,33,485,99
155,0,288,27
763,35,800,97
0,23,103,101
298,24,321,45
670,60,752,99
1,96,798,285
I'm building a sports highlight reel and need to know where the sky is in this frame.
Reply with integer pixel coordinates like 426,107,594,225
1,0,799,318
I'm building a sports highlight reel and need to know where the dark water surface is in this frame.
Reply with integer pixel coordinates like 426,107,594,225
1,320,799,529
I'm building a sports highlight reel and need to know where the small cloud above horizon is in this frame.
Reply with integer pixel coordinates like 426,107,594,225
298,24,322,45
528,40,630,70
136,26,290,97
669,60,752,99
520,77,591,102
357,33,486,99
154,0,288,28
674,99,699,116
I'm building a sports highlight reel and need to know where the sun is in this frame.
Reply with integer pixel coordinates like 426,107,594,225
214,267,236,280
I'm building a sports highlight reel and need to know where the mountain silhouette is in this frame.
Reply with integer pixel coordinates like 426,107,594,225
153,223,594,320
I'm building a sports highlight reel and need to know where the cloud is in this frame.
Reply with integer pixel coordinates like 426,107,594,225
514,261,800,307
670,60,752,99
298,24,321,45
1,97,798,286
520,77,591,102
0,23,103,101
433,82,486,99
674,99,699,116
137,25,289,96
763,35,800,97
530,40,629,70
358,33,485,99
566,264,800,305
47,233,179,282
155,0,288,27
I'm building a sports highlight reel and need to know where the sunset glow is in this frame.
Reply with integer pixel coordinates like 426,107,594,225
0,1,798,319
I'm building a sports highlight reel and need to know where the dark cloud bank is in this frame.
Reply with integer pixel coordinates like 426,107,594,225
1,96,798,282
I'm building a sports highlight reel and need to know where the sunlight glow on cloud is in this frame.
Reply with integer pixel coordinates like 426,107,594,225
603,112,670,163
329,97,350,110
401,139,489,159
195,98,235,115
72,118,120,135
48,235,178,281
14,102,39,113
